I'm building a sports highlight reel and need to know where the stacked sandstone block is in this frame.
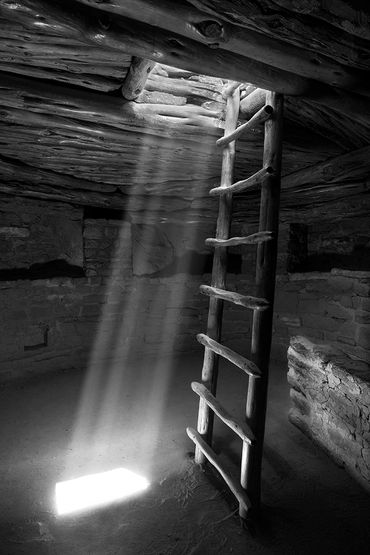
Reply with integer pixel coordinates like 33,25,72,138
288,336,370,490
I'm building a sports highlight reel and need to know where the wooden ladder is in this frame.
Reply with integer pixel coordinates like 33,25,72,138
187,84,284,519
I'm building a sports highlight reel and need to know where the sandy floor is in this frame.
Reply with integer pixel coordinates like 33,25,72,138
0,352,369,554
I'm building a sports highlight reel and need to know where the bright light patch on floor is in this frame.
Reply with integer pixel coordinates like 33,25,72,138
55,468,150,515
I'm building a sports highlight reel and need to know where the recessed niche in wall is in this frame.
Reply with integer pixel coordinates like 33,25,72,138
287,223,308,273
287,218,370,272
0,260,84,281
0,196,84,280
84,206,126,220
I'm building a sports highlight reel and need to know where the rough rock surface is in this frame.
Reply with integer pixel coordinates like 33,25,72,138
288,335,370,490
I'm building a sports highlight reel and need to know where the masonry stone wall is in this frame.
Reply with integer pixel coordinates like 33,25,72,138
0,195,83,270
272,270,370,363
288,336,370,490
1,191,369,381
0,195,252,381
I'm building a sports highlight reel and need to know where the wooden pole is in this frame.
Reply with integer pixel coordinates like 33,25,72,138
195,86,239,463
239,89,268,118
121,57,156,100
240,91,284,516
188,427,252,514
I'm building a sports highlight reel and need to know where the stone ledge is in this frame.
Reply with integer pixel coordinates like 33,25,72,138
288,336,370,491
287,268,370,282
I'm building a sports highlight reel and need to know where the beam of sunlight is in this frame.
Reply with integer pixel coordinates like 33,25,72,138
55,468,150,516
63,108,219,488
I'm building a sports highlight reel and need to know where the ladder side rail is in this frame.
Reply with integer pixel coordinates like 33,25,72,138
195,87,240,463
240,91,284,517
188,427,252,514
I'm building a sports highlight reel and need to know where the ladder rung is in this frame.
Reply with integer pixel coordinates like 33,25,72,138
217,105,273,148
205,231,273,248
200,285,269,311
191,382,256,444
186,427,252,514
210,166,273,196
196,333,261,378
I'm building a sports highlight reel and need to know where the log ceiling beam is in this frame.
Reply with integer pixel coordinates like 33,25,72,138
271,0,370,42
187,0,370,67
1,0,309,95
282,145,370,190
1,153,369,225
4,0,368,124
240,88,370,150
0,155,198,218
76,0,369,95
0,72,222,140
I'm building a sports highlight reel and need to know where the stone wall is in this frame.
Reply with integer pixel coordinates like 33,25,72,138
272,269,370,363
288,336,370,490
267,212,370,364
1,190,369,381
0,195,252,381
0,195,83,271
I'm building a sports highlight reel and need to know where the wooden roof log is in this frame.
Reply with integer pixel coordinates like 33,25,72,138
76,0,369,92
1,154,368,225
0,72,222,139
282,145,370,190
239,89,267,118
9,0,309,95
3,1,370,124
147,70,223,100
239,86,370,151
272,0,370,42
284,97,370,151
0,155,197,216
0,71,227,198
187,0,370,69
0,71,345,198
0,0,132,92
121,57,156,100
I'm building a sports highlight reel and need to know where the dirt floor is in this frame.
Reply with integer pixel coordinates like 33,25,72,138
0,352,369,554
